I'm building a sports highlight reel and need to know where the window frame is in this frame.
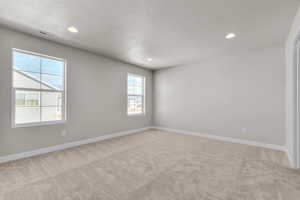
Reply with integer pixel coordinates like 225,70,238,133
126,73,146,116
11,48,67,128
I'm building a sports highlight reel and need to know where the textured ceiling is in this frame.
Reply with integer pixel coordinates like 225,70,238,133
0,0,299,69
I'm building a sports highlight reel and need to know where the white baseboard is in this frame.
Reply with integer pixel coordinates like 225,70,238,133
0,127,152,164
286,151,296,168
154,126,287,152
1,126,294,167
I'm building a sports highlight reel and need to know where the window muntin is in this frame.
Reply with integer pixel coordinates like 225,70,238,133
12,49,66,127
127,73,145,115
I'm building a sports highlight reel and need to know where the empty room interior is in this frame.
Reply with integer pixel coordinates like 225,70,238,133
1,0,300,199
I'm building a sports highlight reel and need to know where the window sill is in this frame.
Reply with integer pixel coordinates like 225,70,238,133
12,120,67,128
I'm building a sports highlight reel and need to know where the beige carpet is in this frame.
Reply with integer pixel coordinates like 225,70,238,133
0,129,299,200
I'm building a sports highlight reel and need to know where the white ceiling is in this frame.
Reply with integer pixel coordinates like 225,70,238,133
0,0,299,69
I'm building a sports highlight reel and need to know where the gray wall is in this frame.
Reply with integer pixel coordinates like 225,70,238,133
154,45,285,146
285,6,300,167
0,27,152,157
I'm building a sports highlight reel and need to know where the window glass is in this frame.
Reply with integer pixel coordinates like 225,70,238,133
13,51,41,73
127,74,145,115
12,49,66,127
41,57,64,76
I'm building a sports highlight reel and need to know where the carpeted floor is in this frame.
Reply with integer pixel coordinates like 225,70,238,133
0,129,299,200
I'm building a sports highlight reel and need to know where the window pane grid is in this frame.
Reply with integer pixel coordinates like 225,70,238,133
13,49,66,126
127,74,145,115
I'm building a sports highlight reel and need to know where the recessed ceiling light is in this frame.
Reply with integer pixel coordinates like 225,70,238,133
67,26,78,33
225,33,236,39
147,58,153,61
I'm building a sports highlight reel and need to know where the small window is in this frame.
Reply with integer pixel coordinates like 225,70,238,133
127,73,145,115
12,49,66,127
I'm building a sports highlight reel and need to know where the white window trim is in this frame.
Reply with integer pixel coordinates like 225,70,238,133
11,48,67,128
127,73,146,116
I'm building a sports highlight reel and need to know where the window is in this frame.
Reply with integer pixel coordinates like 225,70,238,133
127,73,145,115
12,49,66,127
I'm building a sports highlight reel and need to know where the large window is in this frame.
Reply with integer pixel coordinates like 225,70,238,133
127,73,145,115
12,49,66,127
